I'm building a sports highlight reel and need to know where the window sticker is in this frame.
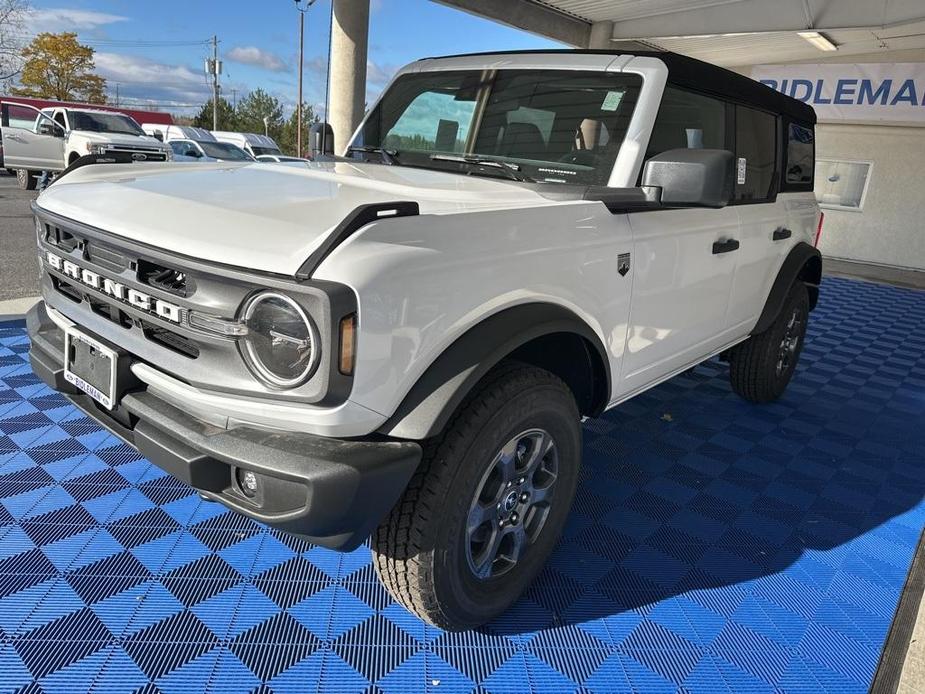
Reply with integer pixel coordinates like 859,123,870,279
737,157,747,185
601,91,624,111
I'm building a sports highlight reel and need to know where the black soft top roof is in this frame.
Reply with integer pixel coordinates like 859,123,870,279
422,49,816,125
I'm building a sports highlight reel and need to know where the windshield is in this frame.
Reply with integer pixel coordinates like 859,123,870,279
354,69,642,185
69,111,146,136
199,141,252,160
252,146,281,156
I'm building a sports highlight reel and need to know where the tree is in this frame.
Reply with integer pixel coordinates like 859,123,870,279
0,0,30,85
234,88,284,142
12,32,106,103
192,97,236,131
280,102,318,157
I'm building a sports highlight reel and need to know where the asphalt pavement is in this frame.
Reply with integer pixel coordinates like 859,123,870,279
0,172,41,302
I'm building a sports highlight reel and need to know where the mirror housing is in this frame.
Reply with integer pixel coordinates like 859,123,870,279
39,122,63,138
642,148,734,208
309,122,335,160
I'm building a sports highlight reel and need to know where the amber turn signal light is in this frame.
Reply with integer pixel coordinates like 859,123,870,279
339,313,357,375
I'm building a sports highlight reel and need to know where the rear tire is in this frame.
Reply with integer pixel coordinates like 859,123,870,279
16,169,36,190
729,282,809,403
372,363,581,630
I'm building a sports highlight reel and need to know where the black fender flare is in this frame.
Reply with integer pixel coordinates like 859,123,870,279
752,241,822,335
379,303,611,440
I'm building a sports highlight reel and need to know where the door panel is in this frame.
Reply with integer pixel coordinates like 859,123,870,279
1,103,65,171
618,207,740,397
729,200,790,332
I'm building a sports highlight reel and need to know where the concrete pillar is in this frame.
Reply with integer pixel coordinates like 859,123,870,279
587,21,614,49
329,0,370,154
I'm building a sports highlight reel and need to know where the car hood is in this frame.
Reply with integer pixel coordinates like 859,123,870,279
36,160,565,276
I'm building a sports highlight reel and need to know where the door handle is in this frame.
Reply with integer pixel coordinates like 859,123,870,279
772,228,792,241
712,238,740,254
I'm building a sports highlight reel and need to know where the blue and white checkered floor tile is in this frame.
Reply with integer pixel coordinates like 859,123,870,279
0,276,923,693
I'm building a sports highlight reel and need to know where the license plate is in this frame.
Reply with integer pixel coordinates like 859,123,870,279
64,328,117,409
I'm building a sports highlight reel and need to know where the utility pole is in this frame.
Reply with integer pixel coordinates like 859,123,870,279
298,12,304,155
206,35,221,130
294,1,317,157
114,83,119,106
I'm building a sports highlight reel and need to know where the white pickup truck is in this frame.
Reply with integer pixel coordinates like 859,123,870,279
1,104,171,189
25,50,821,630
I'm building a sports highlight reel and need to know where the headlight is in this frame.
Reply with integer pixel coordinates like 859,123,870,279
241,292,320,388
86,143,107,155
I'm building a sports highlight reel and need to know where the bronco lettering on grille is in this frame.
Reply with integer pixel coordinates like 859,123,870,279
45,251,182,323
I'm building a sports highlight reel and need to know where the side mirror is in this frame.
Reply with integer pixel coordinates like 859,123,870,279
642,148,734,208
309,122,335,159
39,122,63,137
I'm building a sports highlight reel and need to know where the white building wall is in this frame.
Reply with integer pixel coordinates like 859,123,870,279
815,123,925,270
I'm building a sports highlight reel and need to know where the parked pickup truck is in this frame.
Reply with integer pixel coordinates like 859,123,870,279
25,50,821,630
0,103,171,189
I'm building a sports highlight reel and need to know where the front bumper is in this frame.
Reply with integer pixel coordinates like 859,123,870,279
27,301,422,550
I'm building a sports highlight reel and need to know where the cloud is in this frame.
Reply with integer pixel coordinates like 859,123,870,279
366,60,398,89
227,46,289,73
26,8,127,33
93,53,210,109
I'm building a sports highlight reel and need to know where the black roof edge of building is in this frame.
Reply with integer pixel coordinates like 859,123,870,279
419,49,816,125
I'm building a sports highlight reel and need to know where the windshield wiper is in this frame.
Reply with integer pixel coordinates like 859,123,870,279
347,145,399,165
430,154,534,183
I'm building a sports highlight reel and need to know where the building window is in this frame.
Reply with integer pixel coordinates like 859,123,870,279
815,159,873,211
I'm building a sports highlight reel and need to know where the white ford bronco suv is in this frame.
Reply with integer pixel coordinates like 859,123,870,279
1,104,170,190
25,50,821,630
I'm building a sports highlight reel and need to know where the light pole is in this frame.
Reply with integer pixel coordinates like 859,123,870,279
294,0,317,157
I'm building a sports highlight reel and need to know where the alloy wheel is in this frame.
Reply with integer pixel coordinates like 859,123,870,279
465,428,558,579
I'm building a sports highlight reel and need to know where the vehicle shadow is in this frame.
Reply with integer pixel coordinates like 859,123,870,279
482,347,925,636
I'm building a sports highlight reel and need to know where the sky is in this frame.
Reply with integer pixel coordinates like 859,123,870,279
23,1,562,117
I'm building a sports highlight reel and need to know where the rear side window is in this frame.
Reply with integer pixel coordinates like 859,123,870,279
785,122,814,189
734,106,777,203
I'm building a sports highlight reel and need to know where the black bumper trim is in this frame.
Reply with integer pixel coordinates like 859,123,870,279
26,301,422,551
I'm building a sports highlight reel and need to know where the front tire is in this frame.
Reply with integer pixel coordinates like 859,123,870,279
729,282,810,402
16,169,36,190
372,363,581,630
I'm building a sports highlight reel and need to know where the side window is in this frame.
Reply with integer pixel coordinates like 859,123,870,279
170,141,193,157
785,122,814,189
646,86,728,159
734,106,777,203
54,111,67,129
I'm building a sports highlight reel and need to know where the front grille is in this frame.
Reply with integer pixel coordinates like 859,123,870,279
85,243,129,274
88,297,132,329
137,259,191,297
44,224,80,252
103,145,168,161
52,277,82,303
142,322,199,358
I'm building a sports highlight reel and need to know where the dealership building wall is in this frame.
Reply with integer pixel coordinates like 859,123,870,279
738,49,925,271
815,122,925,270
